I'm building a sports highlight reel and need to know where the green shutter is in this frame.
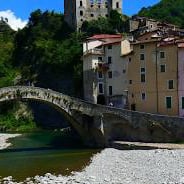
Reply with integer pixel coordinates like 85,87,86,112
166,97,172,109
182,97,184,109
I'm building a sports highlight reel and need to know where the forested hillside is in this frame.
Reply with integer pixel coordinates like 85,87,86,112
138,0,184,27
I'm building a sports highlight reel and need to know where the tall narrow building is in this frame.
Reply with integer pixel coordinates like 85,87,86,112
64,0,122,30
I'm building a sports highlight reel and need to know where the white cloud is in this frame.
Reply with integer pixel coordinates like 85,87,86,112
0,10,28,31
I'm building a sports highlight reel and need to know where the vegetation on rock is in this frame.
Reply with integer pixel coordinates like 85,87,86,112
81,10,129,36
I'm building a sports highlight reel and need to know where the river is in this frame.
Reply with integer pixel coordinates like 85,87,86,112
0,131,99,182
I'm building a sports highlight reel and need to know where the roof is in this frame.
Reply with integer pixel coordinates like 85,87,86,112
102,38,122,46
137,31,161,41
178,43,184,48
131,16,158,22
88,34,122,40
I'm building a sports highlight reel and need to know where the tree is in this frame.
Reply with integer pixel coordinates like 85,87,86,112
138,0,184,28
81,17,114,36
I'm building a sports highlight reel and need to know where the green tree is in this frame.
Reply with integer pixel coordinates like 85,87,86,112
138,0,184,27
81,17,114,36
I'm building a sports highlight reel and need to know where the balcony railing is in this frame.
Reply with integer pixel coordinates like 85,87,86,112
84,48,104,55
95,63,109,73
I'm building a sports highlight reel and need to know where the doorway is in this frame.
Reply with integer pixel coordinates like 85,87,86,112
97,95,106,105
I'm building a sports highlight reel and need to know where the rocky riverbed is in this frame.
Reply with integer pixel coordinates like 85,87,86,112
2,148,184,184
0,133,20,150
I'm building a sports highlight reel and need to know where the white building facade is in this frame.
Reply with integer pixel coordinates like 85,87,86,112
83,34,129,108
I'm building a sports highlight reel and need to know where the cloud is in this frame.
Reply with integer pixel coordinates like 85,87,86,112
0,10,28,31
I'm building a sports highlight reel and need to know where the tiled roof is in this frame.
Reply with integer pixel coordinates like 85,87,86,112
102,38,122,46
88,34,122,40
178,43,184,48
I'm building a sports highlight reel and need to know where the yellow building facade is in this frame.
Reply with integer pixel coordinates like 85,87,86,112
127,39,179,116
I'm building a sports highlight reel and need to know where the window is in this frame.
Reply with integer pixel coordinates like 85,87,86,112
141,67,146,83
129,80,132,84
141,67,145,73
81,19,83,22
129,57,132,62
98,83,104,94
123,69,126,74
106,14,108,17
91,4,93,7
168,80,174,89
108,45,112,49
141,74,146,83
91,14,94,17
98,57,103,62
116,2,119,8
108,71,112,78
98,71,103,79
140,45,145,49
141,93,146,100
108,56,112,64
160,64,166,72
132,93,134,98
80,11,83,16
80,1,83,6
140,54,145,61
109,86,112,96
166,96,172,109
182,97,184,109
160,51,165,59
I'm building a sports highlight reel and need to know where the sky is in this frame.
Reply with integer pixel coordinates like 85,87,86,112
0,0,160,30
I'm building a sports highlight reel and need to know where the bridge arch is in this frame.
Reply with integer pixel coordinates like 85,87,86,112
0,86,108,147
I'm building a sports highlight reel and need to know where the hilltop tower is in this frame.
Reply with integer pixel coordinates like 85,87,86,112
64,0,122,30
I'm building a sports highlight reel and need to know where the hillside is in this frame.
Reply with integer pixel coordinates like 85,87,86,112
138,0,184,27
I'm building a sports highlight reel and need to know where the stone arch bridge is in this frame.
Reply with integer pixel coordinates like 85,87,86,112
0,86,184,147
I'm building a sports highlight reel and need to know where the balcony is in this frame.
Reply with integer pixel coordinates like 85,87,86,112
84,48,104,56
95,63,109,73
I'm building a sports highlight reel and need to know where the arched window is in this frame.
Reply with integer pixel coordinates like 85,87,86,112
116,2,119,8
80,1,83,6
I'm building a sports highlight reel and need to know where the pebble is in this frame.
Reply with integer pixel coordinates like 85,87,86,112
0,133,21,150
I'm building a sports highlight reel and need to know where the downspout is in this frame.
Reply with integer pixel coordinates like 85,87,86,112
155,42,159,114
176,43,179,116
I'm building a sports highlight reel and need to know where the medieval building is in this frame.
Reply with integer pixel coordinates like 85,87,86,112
64,0,122,30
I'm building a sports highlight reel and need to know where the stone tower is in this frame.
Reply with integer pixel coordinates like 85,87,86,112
64,0,122,30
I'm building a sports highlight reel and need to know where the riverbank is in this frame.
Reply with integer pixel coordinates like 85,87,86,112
0,133,21,150
3,148,184,184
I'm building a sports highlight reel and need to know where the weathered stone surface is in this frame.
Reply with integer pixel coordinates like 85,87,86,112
0,86,184,147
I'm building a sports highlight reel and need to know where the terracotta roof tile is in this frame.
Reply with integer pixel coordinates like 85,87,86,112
88,34,122,40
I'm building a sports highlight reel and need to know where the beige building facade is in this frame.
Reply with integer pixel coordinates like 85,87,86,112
127,37,179,116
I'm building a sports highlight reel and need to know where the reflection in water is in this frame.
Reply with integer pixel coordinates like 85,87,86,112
0,132,99,181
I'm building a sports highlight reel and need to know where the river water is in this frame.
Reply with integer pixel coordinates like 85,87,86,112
0,131,99,182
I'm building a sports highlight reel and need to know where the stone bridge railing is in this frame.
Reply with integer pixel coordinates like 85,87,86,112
0,86,134,121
